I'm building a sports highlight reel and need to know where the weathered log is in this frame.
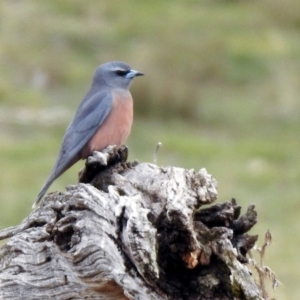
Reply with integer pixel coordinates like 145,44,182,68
0,146,263,299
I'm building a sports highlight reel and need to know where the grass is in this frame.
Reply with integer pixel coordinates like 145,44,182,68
1,0,300,298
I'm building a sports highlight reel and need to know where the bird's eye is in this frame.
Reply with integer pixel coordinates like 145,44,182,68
115,70,129,76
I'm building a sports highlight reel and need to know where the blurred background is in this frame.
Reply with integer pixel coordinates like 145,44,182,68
0,1,299,298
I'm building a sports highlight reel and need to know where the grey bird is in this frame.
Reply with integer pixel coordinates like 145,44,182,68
33,61,143,208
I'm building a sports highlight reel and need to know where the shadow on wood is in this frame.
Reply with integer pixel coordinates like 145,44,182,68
0,146,263,300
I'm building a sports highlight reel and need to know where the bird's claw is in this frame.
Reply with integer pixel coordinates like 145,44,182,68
87,151,110,167
79,145,128,183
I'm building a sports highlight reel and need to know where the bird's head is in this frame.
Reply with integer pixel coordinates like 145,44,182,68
92,61,144,90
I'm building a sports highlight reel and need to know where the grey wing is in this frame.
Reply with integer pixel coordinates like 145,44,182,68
33,91,113,207
55,90,113,171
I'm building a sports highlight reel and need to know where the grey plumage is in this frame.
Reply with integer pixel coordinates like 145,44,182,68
33,61,143,208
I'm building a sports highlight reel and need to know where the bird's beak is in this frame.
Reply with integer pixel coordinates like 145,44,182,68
126,69,144,78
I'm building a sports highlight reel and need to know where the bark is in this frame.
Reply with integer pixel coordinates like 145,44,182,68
0,146,263,300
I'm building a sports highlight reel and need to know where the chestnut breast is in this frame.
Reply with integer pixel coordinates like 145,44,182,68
80,89,133,159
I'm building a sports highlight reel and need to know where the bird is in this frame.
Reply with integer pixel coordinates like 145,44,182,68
33,61,144,208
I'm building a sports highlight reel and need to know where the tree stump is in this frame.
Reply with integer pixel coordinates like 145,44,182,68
0,146,263,300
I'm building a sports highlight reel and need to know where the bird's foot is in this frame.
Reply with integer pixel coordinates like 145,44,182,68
87,145,128,166
79,145,128,183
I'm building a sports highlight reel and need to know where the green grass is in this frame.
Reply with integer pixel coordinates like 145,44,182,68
1,0,300,298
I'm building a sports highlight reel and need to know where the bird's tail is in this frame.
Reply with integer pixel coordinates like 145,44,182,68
32,177,55,209
32,151,79,209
